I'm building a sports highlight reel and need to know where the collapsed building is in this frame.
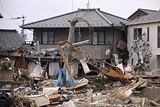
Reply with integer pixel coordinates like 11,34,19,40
0,29,25,82
22,8,129,78
0,8,160,107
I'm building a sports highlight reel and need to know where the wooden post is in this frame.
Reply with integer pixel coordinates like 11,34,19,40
58,42,75,86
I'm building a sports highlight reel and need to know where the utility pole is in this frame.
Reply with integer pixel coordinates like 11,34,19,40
11,15,26,39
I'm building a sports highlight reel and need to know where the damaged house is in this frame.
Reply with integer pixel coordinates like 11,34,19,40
0,29,25,81
127,8,160,72
22,8,130,77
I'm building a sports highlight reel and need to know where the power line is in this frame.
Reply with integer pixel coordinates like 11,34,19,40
72,0,74,11
0,3,13,18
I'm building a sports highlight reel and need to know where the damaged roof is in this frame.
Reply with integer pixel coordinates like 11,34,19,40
128,8,158,20
128,11,160,25
22,8,130,29
0,29,25,51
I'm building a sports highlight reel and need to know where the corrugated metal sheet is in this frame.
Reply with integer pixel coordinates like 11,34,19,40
0,29,25,51
22,9,130,29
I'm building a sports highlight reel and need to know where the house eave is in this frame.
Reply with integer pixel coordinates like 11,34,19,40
126,20,160,26
23,26,125,29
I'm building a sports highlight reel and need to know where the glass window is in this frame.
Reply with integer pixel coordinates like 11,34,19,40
93,32,98,44
147,27,149,42
98,31,105,44
48,32,54,44
42,32,47,44
74,31,82,43
35,31,41,43
158,26,160,48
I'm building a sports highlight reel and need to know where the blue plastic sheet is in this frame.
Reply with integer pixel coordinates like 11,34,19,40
56,69,79,86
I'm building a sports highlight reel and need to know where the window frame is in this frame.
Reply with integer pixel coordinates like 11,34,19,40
41,31,55,45
133,28,142,40
92,31,105,45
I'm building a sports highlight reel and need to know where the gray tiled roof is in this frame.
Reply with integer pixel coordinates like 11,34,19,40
0,29,25,51
22,9,129,29
128,8,158,19
129,11,160,25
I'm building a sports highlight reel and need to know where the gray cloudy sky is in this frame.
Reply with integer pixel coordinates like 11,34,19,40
0,0,159,40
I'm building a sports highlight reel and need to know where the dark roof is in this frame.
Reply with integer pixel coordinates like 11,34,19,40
22,8,130,29
128,8,158,20
0,29,25,51
128,11,160,25
0,13,3,18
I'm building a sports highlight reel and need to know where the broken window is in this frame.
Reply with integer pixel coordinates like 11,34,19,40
158,26,160,48
93,31,105,45
133,28,142,40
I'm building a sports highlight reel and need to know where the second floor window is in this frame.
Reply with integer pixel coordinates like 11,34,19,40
93,31,105,45
42,31,55,44
133,28,142,40
158,26,160,48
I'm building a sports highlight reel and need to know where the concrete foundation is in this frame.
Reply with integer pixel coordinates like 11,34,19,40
141,86,160,100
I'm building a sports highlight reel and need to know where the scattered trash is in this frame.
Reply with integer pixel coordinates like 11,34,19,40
0,17,159,107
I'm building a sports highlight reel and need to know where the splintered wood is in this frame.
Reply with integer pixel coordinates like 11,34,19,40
112,79,148,100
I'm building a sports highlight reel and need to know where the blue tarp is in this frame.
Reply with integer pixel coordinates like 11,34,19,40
56,69,79,86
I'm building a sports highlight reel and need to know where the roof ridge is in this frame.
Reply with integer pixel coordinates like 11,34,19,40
95,9,113,25
22,10,81,27
100,10,130,21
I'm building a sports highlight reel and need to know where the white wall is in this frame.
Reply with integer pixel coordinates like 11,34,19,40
127,22,160,70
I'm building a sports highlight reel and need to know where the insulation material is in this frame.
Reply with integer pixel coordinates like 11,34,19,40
62,100,76,107
30,64,43,77
28,62,36,73
49,62,59,76
116,63,124,74
112,54,119,65
43,87,59,96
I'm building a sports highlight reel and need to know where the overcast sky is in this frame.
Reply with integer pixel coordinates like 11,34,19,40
0,0,160,40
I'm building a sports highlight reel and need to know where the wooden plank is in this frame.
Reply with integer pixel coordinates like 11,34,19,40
67,82,88,90
58,42,75,86
48,94,61,101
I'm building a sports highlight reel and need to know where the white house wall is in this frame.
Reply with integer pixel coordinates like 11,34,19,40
127,22,160,70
